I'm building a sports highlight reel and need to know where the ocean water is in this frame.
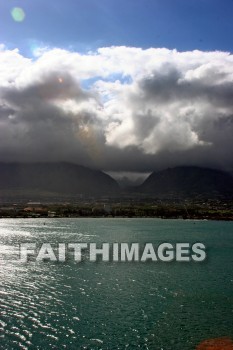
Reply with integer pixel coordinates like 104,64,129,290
0,218,232,350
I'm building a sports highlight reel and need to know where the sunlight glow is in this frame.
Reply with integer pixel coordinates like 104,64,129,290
11,7,25,22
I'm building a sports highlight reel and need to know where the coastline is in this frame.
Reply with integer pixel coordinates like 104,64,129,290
1,199,233,220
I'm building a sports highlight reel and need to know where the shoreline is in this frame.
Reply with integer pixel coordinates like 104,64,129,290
1,200,233,221
1,215,233,221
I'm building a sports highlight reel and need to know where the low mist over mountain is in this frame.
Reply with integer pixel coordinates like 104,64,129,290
138,166,233,199
0,163,119,200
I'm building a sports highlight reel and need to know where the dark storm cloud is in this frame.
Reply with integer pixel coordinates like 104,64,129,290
0,69,105,166
137,66,233,108
0,46,233,173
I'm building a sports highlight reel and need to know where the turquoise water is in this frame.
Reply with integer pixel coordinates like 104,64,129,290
0,218,233,349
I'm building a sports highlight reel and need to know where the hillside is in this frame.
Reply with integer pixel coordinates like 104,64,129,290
0,162,119,200
138,166,233,199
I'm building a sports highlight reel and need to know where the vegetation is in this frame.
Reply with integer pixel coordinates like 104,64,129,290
1,199,233,221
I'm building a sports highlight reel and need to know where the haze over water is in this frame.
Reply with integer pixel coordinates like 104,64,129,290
0,218,233,349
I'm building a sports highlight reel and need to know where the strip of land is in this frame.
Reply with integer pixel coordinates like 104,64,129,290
1,199,233,221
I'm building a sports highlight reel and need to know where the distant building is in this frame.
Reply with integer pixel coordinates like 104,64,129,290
48,211,56,217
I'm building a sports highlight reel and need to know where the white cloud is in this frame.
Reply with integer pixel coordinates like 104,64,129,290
0,45,233,172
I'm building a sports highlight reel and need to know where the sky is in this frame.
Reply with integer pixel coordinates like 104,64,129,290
0,0,233,175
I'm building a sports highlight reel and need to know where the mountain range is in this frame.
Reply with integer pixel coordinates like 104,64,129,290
0,163,233,201
138,166,233,199
0,162,119,200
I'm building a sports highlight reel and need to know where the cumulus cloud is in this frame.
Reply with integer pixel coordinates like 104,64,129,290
0,45,233,173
